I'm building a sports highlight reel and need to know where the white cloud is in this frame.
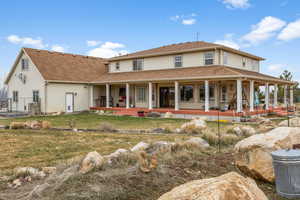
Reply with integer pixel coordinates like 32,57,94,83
242,16,286,45
222,0,250,9
87,40,101,47
278,19,300,41
170,13,197,25
214,39,240,49
268,64,285,72
7,35,46,48
87,42,129,58
182,19,196,25
51,45,65,52
214,33,240,49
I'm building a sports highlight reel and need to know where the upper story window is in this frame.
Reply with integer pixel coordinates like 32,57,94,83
21,58,29,71
242,57,246,67
133,59,143,71
115,62,120,71
174,55,182,67
223,51,228,65
204,52,214,65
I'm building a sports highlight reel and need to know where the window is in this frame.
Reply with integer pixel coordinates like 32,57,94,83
204,52,214,65
115,62,120,71
13,91,18,102
223,51,228,65
180,85,193,102
199,84,215,101
21,59,29,71
137,87,146,102
33,90,39,103
133,59,143,71
221,86,227,102
174,55,182,67
242,57,246,67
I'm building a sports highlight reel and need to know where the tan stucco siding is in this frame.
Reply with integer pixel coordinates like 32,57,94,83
46,83,89,113
109,50,260,73
7,52,45,112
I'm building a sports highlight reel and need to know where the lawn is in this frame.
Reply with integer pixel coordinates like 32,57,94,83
0,113,190,130
0,129,191,174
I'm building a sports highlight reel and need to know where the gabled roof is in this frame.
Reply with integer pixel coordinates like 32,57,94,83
5,48,107,84
92,65,293,85
109,41,265,61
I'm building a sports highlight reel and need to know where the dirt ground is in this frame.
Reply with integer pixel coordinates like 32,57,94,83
0,147,288,200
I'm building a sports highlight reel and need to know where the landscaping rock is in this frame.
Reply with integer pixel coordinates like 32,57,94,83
30,121,42,129
42,167,57,175
151,128,166,133
157,172,268,200
15,167,46,179
180,118,207,134
10,122,25,129
41,121,51,129
279,117,300,127
11,179,22,188
232,127,242,136
240,126,256,136
79,151,104,174
184,137,210,148
131,142,150,152
146,141,174,154
164,112,174,118
234,127,300,183
146,112,161,118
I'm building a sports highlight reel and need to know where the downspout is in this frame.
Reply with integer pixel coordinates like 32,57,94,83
44,81,48,114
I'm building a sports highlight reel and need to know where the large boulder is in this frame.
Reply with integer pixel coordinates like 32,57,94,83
79,151,104,174
10,122,25,129
180,118,207,134
131,142,150,152
184,137,210,148
157,172,268,200
234,127,300,183
279,117,300,127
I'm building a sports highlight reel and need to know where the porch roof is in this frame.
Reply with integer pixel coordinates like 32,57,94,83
92,65,294,85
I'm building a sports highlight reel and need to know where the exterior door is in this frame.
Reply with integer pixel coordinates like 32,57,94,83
160,87,175,108
65,93,74,113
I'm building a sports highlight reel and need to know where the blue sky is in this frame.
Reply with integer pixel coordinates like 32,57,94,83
1,0,300,87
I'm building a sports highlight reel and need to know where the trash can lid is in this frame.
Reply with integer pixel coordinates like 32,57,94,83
271,149,300,161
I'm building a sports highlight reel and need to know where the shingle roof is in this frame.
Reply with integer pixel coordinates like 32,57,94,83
24,48,107,82
110,41,264,61
92,65,292,84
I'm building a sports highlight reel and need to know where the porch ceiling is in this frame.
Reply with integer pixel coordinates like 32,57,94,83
92,65,294,85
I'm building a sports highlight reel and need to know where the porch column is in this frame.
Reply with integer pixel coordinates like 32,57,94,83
265,82,269,110
205,80,209,112
236,79,242,113
290,86,294,106
284,85,288,106
249,80,254,112
126,83,130,109
175,81,179,111
148,82,153,110
90,85,94,107
106,83,110,108
274,84,278,108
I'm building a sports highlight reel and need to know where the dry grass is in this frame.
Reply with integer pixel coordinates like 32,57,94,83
0,129,190,175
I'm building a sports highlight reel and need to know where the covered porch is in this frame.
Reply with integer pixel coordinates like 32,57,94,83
89,78,295,119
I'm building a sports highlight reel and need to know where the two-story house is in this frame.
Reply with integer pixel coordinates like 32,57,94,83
5,41,294,119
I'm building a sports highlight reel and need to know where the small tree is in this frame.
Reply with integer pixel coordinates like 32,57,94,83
278,70,299,103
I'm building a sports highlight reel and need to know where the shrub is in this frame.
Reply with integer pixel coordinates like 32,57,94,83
180,124,204,135
202,131,241,146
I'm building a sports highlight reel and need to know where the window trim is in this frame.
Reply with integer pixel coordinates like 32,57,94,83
204,52,214,65
115,62,120,71
223,51,228,65
180,85,194,102
133,59,144,71
33,90,39,103
136,87,146,102
174,55,183,68
13,91,19,103
21,58,29,71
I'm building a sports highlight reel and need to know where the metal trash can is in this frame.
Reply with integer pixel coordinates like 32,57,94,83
271,149,300,199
